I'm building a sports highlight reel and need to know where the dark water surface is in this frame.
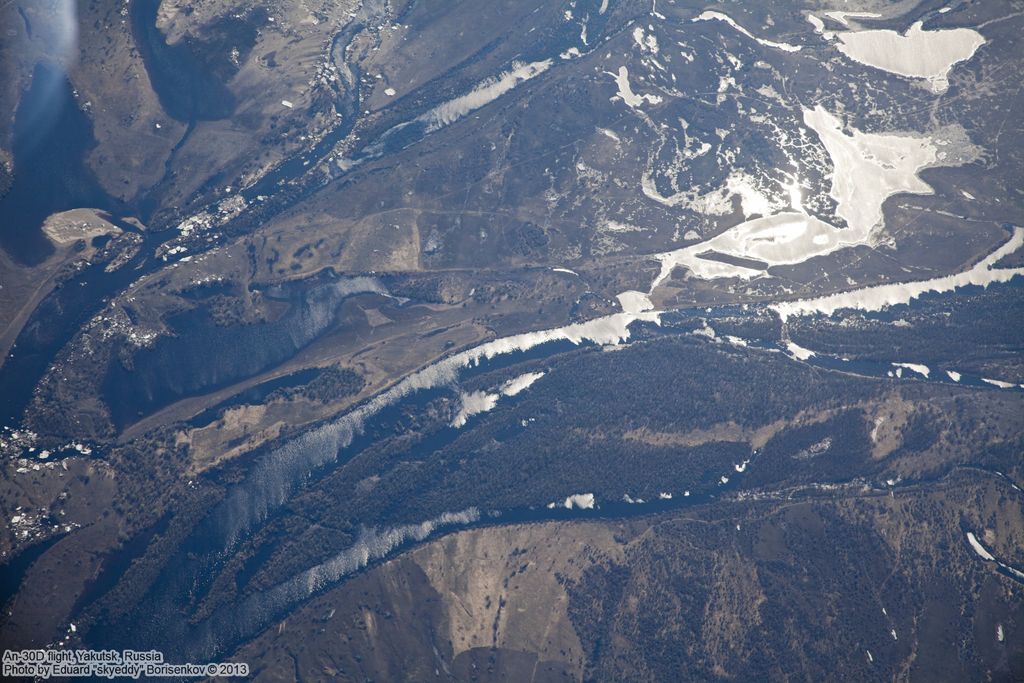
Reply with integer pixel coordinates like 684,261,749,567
128,0,243,123
0,0,242,421
0,63,119,265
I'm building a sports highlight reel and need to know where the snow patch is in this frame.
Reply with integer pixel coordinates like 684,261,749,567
451,371,546,427
617,290,654,314
807,14,835,40
633,27,659,54
563,493,595,510
421,60,552,131
892,362,930,378
451,390,499,428
786,341,816,360
608,66,663,108
693,322,717,340
501,371,545,397
694,11,802,52
967,531,995,561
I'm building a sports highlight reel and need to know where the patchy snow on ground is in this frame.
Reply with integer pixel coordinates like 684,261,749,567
652,212,836,282
727,171,777,218
650,105,942,285
835,21,985,92
946,370,962,382
633,26,659,54
982,378,1016,389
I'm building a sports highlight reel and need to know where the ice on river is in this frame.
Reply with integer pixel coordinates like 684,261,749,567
770,229,1024,321
967,531,995,561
